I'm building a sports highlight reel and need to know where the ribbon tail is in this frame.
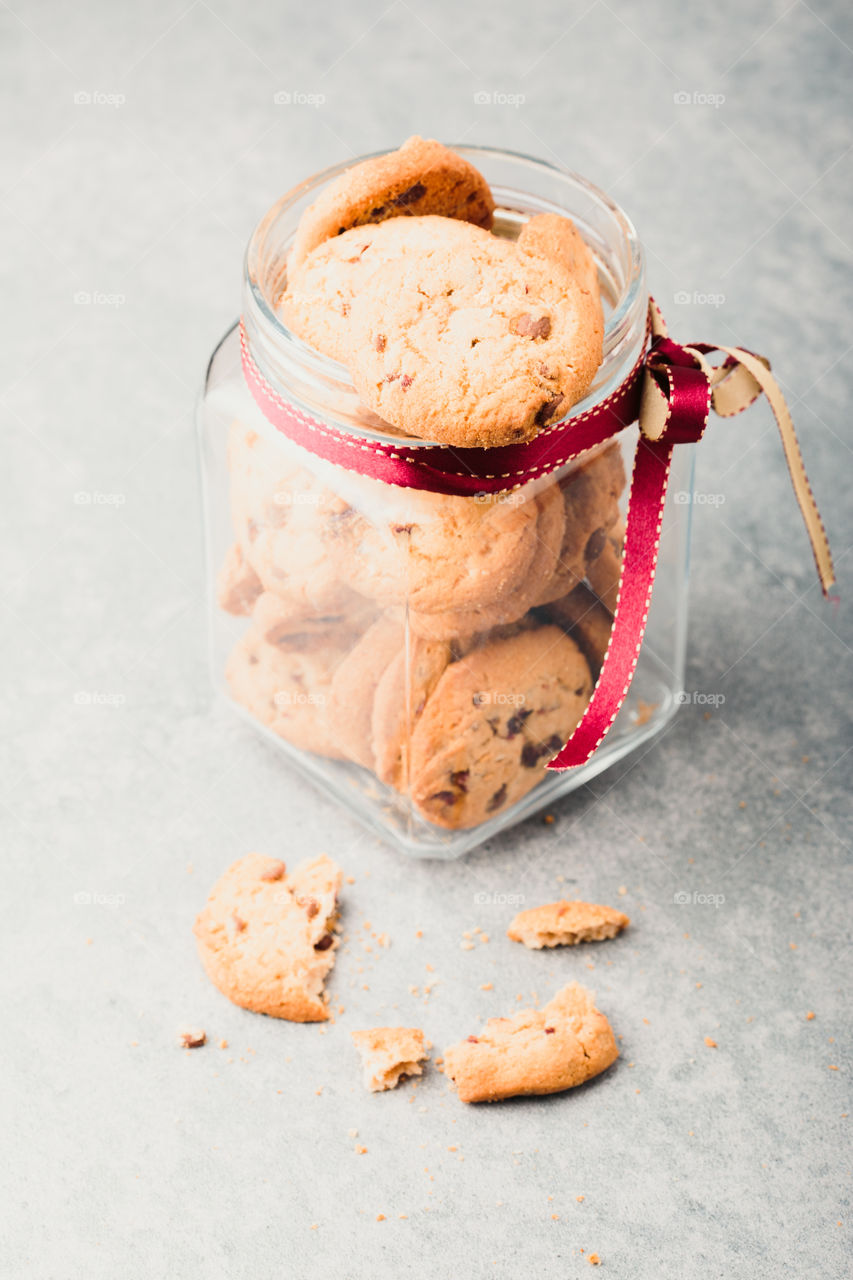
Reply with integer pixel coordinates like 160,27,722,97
548,435,674,770
709,345,836,597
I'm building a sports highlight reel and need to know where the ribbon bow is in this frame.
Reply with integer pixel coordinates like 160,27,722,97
547,300,836,769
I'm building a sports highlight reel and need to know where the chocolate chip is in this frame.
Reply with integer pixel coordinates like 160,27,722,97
510,312,552,340
371,205,387,217
400,374,413,390
505,709,532,738
392,523,414,534
314,934,333,951
430,790,456,806
534,393,566,426
450,770,469,793
391,181,426,207
260,860,286,882
544,1026,556,1035
585,526,607,563
521,742,540,768
486,783,507,812
375,334,386,352
467,1035,479,1044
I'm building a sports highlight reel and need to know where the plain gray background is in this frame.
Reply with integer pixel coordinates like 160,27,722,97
2,1,851,1276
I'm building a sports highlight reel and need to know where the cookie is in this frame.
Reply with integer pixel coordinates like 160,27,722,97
288,136,494,273
507,899,630,948
517,212,600,304
251,588,376,652
537,582,614,678
586,519,625,614
216,543,262,616
534,444,626,606
407,482,566,640
346,220,604,448
371,631,455,787
225,628,348,759
442,982,618,1103
328,614,407,769
348,485,542,614
281,216,493,363
407,624,593,829
351,1026,428,1091
193,853,342,1022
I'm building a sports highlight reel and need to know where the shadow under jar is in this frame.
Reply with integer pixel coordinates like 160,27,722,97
198,146,693,859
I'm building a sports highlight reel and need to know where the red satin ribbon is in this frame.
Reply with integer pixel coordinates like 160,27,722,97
240,300,835,773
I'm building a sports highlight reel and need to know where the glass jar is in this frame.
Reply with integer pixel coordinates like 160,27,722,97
198,146,693,858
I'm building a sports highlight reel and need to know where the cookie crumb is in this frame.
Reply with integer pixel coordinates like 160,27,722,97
828,1064,839,1071
480,982,493,991
704,1036,717,1048
806,1011,815,1020
179,1029,206,1049
544,814,555,825
576,1195,585,1202
356,1145,368,1154
617,885,627,896
588,1254,601,1266
376,1213,385,1222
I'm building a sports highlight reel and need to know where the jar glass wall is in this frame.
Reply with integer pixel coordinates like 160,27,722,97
198,148,692,858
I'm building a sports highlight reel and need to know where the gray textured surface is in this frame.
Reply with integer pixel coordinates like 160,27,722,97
2,1,852,1276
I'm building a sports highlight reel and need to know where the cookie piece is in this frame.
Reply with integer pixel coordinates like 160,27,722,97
328,615,407,769
347,222,604,448
507,899,630,948
193,853,342,1022
351,1026,428,1092
407,482,566,640
217,543,262,616
288,136,494,273
348,485,542,614
535,444,626,606
407,625,593,829
537,582,614,678
225,628,348,759
443,983,618,1103
586,520,625,614
281,216,493,363
517,212,600,304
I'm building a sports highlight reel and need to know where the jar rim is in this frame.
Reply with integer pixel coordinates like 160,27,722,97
243,144,646,447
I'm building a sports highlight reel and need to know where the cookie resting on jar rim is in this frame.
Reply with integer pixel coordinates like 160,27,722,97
196,137,835,860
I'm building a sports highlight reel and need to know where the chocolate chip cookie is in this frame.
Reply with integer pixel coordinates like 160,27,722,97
407,624,593,829
346,220,604,447
288,136,494,273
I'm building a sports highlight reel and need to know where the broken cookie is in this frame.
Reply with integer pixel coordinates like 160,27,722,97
193,853,341,1021
351,1026,429,1091
443,983,618,1103
507,899,629,949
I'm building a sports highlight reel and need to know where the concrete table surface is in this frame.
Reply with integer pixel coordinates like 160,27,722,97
2,1,851,1276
